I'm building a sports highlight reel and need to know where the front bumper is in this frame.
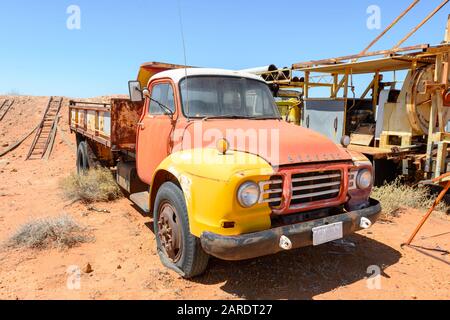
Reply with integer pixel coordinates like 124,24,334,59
200,198,381,261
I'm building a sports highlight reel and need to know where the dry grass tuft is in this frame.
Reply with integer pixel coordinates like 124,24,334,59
61,167,122,203
372,179,449,218
6,214,93,249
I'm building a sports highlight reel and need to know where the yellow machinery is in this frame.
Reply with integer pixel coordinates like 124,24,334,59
276,98,301,125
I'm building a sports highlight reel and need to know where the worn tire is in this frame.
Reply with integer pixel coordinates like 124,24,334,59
76,141,89,174
154,182,210,278
76,140,101,174
85,142,101,168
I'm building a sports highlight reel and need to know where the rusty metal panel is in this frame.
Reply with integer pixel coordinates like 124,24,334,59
69,101,112,148
78,110,86,129
70,109,77,127
69,99,142,152
138,61,193,88
110,99,143,151
99,111,111,136
117,161,148,194
87,110,96,132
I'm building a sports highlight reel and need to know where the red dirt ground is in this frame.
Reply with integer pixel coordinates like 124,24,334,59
0,95,449,300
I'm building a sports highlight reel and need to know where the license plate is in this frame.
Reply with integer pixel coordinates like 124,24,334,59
312,222,343,246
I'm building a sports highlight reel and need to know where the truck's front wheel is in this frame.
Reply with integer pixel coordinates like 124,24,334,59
154,182,210,278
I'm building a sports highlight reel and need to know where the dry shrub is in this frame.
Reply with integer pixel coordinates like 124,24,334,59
372,179,449,218
6,214,93,249
61,167,122,203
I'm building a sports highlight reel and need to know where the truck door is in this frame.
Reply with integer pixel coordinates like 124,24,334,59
136,81,177,184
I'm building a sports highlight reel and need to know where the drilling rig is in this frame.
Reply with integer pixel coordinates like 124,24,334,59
245,2,450,185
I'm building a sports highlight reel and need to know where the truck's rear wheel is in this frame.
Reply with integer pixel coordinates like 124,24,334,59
154,182,210,278
76,141,89,174
76,140,101,174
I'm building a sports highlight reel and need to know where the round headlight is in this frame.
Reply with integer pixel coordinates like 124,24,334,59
356,169,372,189
237,181,260,208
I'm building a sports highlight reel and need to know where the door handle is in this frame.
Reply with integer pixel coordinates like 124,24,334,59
138,122,145,130
334,117,338,132
306,115,310,128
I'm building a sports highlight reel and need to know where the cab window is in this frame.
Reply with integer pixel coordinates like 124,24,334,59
149,83,176,115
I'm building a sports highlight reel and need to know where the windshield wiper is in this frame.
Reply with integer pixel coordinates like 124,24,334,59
247,116,281,120
150,97,174,116
202,115,247,121
202,115,281,121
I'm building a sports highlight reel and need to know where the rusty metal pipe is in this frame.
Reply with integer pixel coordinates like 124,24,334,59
239,65,278,74
358,0,420,59
404,172,450,246
393,0,449,50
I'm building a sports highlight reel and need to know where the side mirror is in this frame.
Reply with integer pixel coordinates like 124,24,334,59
128,81,143,102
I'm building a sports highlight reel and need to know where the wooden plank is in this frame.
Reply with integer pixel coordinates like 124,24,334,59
303,71,310,98
331,74,338,97
348,144,392,159
26,97,52,160
331,76,346,98
0,99,14,121
26,97,63,160
424,98,438,175
373,72,380,113
0,124,39,157
435,142,448,177
43,117,59,161
360,78,375,99
350,133,374,146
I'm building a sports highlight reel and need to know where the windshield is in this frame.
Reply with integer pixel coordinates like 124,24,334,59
179,76,281,119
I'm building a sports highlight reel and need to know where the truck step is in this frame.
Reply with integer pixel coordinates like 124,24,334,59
130,192,150,213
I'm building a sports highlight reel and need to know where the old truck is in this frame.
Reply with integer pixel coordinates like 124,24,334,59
69,62,381,278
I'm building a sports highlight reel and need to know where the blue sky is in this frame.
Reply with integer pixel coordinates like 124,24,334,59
0,0,448,97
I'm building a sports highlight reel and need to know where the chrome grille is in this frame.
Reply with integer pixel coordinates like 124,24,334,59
258,176,283,207
290,170,342,207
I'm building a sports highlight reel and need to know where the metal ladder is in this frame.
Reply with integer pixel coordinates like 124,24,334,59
26,97,63,160
0,99,15,121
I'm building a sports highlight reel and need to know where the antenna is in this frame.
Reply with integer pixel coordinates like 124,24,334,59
177,0,190,120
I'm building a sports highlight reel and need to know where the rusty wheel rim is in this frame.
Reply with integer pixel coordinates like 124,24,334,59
157,202,182,263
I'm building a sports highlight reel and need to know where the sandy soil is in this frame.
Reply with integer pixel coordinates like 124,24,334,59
0,95,449,300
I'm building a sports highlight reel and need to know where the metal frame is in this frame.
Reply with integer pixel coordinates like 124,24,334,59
251,2,450,181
